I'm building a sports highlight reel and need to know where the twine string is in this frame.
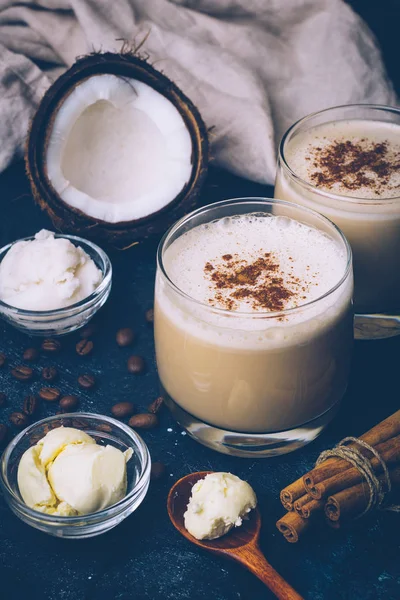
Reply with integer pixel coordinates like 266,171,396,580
316,436,400,517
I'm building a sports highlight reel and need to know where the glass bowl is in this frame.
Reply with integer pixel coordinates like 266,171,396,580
0,234,112,336
0,413,151,538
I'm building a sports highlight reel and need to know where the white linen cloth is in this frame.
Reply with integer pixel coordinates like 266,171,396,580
0,0,396,183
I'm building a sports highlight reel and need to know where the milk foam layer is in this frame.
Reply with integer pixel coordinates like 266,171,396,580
285,120,400,199
164,213,347,312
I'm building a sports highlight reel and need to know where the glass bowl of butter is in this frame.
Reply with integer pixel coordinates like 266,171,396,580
0,230,112,336
0,413,151,538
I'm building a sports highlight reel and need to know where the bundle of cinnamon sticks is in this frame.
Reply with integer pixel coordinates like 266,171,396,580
276,409,400,543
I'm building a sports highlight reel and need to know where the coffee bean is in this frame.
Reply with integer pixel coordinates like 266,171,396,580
39,387,61,402
78,373,96,390
150,461,166,481
71,418,89,430
147,396,164,414
128,413,158,430
76,339,94,356
42,366,59,382
9,411,29,429
23,347,39,362
41,338,61,353
116,328,135,347
127,355,146,375
111,402,135,419
59,395,79,412
11,365,34,382
145,308,154,324
23,395,39,416
0,423,8,445
95,423,113,433
0,352,7,367
0,392,7,408
79,322,98,339
43,423,59,435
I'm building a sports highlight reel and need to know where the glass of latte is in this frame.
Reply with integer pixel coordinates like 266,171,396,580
275,104,400,340
154,198,353,457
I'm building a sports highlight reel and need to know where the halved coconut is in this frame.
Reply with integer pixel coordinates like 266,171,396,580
26,53,208,247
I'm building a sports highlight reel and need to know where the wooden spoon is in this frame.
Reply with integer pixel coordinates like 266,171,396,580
167,471,303,600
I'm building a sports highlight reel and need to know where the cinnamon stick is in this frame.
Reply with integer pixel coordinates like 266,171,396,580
303,409,400,490
324,465,400,522
280,476,306,509
305,434,400,499
276,511,310,543
293,493,313,513
295,498,324,519
325,518,341,530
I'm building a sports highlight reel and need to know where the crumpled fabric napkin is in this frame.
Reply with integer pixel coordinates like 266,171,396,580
0,0,396,183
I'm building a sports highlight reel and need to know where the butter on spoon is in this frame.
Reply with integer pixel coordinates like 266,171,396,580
168,471,303,600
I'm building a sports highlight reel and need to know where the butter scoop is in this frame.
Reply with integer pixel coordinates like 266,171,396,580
184,472,257,540
37,426,95,467
48,443,128,514
18,427,132,516
17,446,57,512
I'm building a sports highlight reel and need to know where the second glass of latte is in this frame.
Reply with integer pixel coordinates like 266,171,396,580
275,104,400,340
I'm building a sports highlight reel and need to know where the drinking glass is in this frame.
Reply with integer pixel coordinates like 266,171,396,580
275,104,400,340
154,198,353,457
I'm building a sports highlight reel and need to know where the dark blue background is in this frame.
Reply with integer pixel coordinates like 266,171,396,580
0,2,399,598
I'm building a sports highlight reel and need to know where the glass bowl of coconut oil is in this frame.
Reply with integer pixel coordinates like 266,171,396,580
0,233,112,336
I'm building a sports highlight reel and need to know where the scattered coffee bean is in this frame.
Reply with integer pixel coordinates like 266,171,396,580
95,423,113,433
59,395,79,412
0,423,8,445
145,308,154,324
11,365,34,382
41,366,59,382
30,433,42,445
71,418,89,430
79,322,98,339
9,411,29,429
111,402,135,419
23,395,39,416
39,387,61,402
41,338,62,353
147,396,164,414
78,373,96,390
0,352,7,367
128,413,158,430
127,355,146,375
43,422,59,435
0,392,7,408
150,461,166,481
76,339,94,356
23,347,39,362
116,327,135,347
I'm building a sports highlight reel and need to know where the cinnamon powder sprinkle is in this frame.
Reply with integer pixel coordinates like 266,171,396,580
205,253,311,312
307,139,400,194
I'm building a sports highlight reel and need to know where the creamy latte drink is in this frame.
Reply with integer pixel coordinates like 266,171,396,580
275,106,400,316
155,199,353,455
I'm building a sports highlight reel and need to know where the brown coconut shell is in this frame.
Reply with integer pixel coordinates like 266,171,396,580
25,52,208,248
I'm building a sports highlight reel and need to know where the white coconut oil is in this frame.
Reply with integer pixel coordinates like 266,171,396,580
0,230,102,311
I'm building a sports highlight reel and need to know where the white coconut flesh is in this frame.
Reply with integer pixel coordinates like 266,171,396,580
46,74,193,223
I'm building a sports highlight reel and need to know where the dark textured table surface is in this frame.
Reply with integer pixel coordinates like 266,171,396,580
1,3,400,598
0,161,399,600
